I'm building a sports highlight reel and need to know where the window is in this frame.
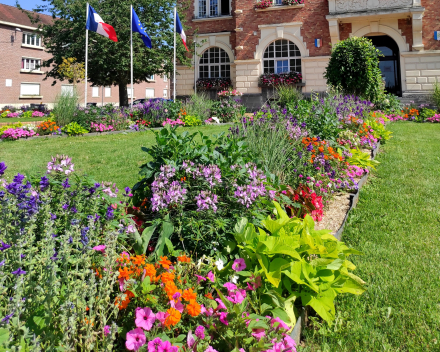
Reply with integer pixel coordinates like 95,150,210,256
22,33,41,47
148,75,155,80
263,40,302,74
199,47,230,79
127,88,134,98
146,88,155,98
163,75,167,82
21,58,41,71
92,87,99,97
105,87,111,97
274,0,282,5
61,85,74,96
196,0,230,17
20,83,40,96
163,89,168,98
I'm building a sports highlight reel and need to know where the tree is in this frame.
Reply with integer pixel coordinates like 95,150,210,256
57,57,85,89
325,37,384,103
29,0,191,106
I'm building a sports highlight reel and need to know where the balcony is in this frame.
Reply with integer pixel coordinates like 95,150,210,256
193,13,232,21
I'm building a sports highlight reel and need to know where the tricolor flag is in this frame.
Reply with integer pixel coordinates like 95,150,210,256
131,8,152,48
86,5,118,42
175,11,189,52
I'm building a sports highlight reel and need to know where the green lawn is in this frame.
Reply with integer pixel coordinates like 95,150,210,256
300,122,440,351
0,117,45,124
0,125,229,190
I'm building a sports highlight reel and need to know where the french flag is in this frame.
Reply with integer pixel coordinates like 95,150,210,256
86,5,118,42
175,11,189,52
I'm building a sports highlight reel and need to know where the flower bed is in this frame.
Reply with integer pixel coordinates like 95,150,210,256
259,72,302,87
196,78,232,91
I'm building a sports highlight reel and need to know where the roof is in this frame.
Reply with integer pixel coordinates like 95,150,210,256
0,3,53,28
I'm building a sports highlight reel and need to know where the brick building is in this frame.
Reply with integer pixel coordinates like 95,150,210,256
177,0,440,108
0,3,169,108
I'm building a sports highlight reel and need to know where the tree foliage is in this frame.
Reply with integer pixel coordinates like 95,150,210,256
57,57,85,88
325,36,384,103
29,0,191,106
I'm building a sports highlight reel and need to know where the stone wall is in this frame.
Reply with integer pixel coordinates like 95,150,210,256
402,52,440,91
302,56,329,93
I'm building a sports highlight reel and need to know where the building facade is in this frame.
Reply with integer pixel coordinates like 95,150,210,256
0,3,169,108
177,0,440,108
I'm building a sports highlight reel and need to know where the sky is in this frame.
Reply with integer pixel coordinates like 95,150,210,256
2,0,51,14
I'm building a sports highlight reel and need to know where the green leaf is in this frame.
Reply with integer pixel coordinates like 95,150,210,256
0,328,9,344
270,307,291,324
155,220,174,257
141,224,157,254
266,258,290,288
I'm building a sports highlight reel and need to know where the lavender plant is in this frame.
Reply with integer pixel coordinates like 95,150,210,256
0,157,130,351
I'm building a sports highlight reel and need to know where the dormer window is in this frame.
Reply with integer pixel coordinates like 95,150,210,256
196,0,231,18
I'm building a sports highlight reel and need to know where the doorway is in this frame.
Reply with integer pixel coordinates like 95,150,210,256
366,35,402,96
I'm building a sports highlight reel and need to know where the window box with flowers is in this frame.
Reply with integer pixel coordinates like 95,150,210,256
255,0,304,11
196,78,232,91
258,71,303,87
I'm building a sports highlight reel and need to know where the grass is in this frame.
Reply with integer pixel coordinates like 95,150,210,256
0,125,230,190
0,117,45,124
300,122,440,351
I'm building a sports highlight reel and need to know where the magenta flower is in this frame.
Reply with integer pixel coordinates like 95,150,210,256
195,325,205,339
251,328,266,340
204,347,219,352
215,298,227,310
155,311,167,325
158,340,178,352
219,311,229,325
187,330,195,348
92,244,106,253
232,258,246,272
207,271,215,282
172,292,181,300
223,282,237,291
169,299,184,313
103,325,111,336
135,307,156,331
148,337,162,352
125,327,146,351
271,317,289,331
195,275,206,284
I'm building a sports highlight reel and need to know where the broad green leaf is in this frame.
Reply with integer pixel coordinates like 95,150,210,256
155,220,174,257
141,224,157,254
270,307,291,324
0,328,9,344
300,289,336,323
326,258,344,270
266,258,290,288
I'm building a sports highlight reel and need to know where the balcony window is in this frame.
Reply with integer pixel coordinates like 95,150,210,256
22,33,41,47
20,83,40,96
21,58,41,71
199,47,230,79
263,39,302,74
196,0,230,18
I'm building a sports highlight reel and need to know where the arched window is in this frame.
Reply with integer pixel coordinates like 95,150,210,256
199,47,230,79
263,40,302,74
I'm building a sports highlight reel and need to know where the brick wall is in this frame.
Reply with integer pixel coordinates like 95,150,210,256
0,23,169,107
339,23,352,41
397,18,413,51
422,0,440,51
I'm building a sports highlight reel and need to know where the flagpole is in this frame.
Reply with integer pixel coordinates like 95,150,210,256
173,6,176,103
130,5,133,108
194,37,197,95
85,3,89,107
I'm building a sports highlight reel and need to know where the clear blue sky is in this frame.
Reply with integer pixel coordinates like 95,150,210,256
2,0,51,14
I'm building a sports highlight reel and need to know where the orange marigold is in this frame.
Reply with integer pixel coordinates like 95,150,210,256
177,254,191,263
159,256,172,269
144,263,156,279
161,271,175,284
115,290,134,310
164,281,179,299
186,300,201,317
131,255,145,266
118,267,133,280
164,307,181,328
204,293,214,300
182,288,197,302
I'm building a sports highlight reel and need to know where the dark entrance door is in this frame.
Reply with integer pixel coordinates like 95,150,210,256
366,35,402,96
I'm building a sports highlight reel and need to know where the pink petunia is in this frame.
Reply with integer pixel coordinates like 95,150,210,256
232,258,246,272
170,299,184,313
223,282,237,292
215,298,227,310
251,328,266,340
155,311,167,325
187,330,195,348
125,327,146,351
195,275,206,284
92,244,106,253
207,271,215,282
135,307,156,331
204,347,219,352
271,317,289,331
219,311,229,325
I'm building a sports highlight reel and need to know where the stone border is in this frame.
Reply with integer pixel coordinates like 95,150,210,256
290,142,381,341
0,123,234,142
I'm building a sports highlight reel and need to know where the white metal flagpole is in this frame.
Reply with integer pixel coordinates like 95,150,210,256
130,5,134,108
173,6,176,102
85,3,89,106
194,37,197,95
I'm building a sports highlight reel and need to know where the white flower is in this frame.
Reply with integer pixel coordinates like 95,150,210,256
215,258,224,270
231,275,239,284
